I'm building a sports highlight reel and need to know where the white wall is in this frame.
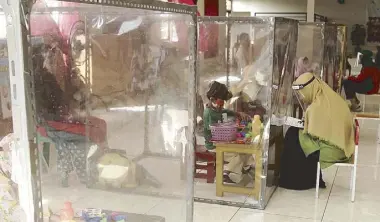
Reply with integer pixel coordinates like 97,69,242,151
232,0,371,53
233,0,306,15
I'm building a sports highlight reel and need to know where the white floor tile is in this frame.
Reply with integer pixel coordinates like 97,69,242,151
264,189,327,220
231,209,320,222
193,202,239,222
146,199,189,222
331,166,380,201
356,142,380,166
41,184,86,213
323,195,380,222
194,182,251,203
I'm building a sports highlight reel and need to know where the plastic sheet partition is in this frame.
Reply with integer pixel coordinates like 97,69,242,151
323,25,339,91
196,16,296,209
297,23,347,92
336,25,348,91
26,1,198,221
271,18,298,118
296,23,324,77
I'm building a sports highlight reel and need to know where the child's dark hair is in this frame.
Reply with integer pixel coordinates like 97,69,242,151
206,81,232,101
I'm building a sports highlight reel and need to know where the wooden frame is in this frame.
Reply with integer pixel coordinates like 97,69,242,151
215,143,262,199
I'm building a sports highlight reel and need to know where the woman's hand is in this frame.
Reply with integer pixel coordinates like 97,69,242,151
237,112,251,121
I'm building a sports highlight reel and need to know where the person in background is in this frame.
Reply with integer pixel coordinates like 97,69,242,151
294,57,313,79
342,50,380,112
234,33,251,74
34,42,107,187
279,73,355,190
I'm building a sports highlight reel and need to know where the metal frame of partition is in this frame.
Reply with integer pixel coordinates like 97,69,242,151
196,16,298,210
254,12,328,22
1,0,197,221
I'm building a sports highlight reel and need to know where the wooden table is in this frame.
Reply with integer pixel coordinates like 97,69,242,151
215,143,262,199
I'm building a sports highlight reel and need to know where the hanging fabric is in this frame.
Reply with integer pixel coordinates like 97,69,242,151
167,0,208,53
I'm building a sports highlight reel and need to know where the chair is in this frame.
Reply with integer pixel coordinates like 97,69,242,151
361,93,380,113
36,130,56,174
195,148,216,183
176,126,216,183
316,119,360,202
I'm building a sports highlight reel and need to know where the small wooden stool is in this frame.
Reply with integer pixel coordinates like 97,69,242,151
195,149,216,183
215,143,262,199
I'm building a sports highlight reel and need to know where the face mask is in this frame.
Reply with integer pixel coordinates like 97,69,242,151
212,99,224,109
292,76,315,112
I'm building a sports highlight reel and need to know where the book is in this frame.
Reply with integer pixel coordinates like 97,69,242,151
271,115,304,128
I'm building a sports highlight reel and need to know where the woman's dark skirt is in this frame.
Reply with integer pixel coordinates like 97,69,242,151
279,127,326,190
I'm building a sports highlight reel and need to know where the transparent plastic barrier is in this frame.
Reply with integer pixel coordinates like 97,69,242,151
266,19,298,204
197,17,272,208
296,23,324,78
323,25,339,91
31,1,195,221
271,19,298,118
336,25,347,92
297,23,343,92
196,17,296,209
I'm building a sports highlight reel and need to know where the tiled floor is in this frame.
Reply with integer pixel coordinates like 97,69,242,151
224,119,380,222
40,118,380,222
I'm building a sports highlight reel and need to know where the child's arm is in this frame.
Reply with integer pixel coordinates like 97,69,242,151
222,109,236,117
223,109,251,121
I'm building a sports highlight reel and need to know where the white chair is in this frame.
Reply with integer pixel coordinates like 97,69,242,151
361,94,380,113
356,93,380,145
316,119,360,202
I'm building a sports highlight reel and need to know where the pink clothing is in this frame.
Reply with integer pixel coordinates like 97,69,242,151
295,57,313,78
168,0,208,52
31,0,81,56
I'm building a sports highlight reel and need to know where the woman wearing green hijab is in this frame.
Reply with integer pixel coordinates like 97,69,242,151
279,73,355,190
342,50,380,112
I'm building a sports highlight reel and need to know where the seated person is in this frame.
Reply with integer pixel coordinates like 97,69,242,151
342,50,380,112
203,81,249,150
33,43,107,187
279,73,355,190
203,81,256,184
